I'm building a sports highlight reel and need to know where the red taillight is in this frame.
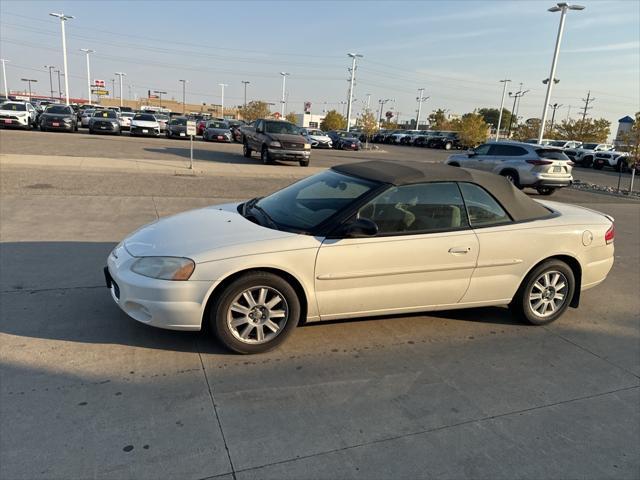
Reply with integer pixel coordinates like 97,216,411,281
526,159,553,166
567,161,575,166
605,224,615,244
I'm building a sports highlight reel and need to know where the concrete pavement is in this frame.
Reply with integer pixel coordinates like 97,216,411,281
1,159,639,479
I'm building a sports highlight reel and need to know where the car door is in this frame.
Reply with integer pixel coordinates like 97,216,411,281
464,143,492,169
314,182,479,320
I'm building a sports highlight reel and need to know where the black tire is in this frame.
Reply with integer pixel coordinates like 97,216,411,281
616,159,628,173
536,187,556,196
210,271,301,354
501,170,521,189
299,159,309,167
40,125,45,132
593,163,603,170
89,128,93,134
582,156,593,168
510,259,575,326
261,146,273,164
449,162,460,167
243,142,252,158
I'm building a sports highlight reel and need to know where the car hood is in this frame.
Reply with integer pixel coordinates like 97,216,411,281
206,128,230,135
0,109,28,115
268,133,307,143
123,203,317,263
309,134,331,142
131,120,159,127
42,113,74,119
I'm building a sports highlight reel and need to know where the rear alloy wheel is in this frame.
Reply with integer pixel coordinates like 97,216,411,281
511,260,575,325
501,170,521,189
210,271,301,354
261,146,273,165
536,187,556,196
243,142,252,158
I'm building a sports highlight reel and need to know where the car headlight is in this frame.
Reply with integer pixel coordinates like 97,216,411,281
63,117,72,123
269,140,282,148
111,121,119,127
304,143,311,149
130,256,195,281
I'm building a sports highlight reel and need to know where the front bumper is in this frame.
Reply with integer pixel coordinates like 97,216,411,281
268,148,311,161
43,121,74,131
0,116,29,127
91,122,120,133
130,126,160,136
105,245,212,331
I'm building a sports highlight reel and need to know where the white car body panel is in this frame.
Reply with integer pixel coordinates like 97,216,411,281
131,119,160,129
107,199,614,331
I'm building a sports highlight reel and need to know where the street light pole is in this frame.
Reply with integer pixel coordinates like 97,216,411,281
178,79,187,114
241,80,250,108
1,59,10,99
495,79,511,141
44,65,55,100
49,12,74,105
21,78,38,101
378,98,390,126
280,72,289,116
153,90,167,107
345,53,363,132
415,88,429,129
80,49,94,104
218,83,228,118
537,2,584,144
115,72,126,107
549,103,563,133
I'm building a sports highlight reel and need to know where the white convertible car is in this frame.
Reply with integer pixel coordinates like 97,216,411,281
105,161,615,354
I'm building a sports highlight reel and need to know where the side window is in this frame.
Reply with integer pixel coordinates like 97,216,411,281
489,144,527,156
474,144,491,155
459,183,511,227
357,182,469,235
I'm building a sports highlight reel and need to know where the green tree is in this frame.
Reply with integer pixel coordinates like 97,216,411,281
513,118,542,141
238,101,271,122
321,110,346,131
285,112,297,124
428,108,451,130
358,110,378,147
450,113,489,147
477,107,512,132
380,120,398,129
554,118,611,143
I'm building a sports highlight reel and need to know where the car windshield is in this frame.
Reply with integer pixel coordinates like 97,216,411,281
307,130,322,136
252,170,379,232
264,121,300,135
582,143,598,149
171,118,187,125
133,114,156,121
155,114,169,121
83,109,95,115
208,121,227,129
46,105,72,114
121,112,135,118
536,149,570,160
93,110,117,118
1,103,27,111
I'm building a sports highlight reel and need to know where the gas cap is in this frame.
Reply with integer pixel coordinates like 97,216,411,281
582,230,593,246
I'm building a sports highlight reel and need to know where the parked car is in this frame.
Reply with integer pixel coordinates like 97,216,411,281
0,101,38,129
119,111,135,131
88,109,121,135
203,120,232,142
241,119,310,166
400,130,429,145
105,160,614,354
564,143,615,167
327,131,362,150
165,117,189,139
154,113,169,133
593,151,631,172
80,109,96,127
446,141,573,195
389,130,418,145
372,130,388,143
302,128,333,148
548,140,582,149
414,131,444,147
39,104,78,132
227,120,245,142
524,138,554,146
129,113,161,137
427,132,464,150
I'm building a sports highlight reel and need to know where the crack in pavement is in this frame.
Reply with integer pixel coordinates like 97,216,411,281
228,384,640,476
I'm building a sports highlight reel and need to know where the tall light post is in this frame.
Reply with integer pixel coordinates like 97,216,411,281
80,49,94,103
537,2,584,144
55,69,62,99
21,78,38,101
218,83,228,118
49,12,74,105
345,53,363,132
1,59,10,98
178,79,187,113
241,80,250,108
378,98,390,126
115,72,126,107
280,72,289,116
153,90,167,107
415,88,429,129
549,102,563,133
43,65,55,100
495,79,511,141
507,88,528,137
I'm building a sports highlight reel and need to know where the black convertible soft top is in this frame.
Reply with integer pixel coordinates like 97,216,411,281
332,160,552,222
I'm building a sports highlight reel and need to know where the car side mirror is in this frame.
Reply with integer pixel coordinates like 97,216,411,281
467,149,476,157
338,218,378,238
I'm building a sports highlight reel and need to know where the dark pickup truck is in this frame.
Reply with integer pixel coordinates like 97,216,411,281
241,119,311,166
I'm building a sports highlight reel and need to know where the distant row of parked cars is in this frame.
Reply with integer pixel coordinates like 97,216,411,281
524,139,634,173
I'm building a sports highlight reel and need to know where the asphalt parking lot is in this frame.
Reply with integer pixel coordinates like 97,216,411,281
1,130,639,479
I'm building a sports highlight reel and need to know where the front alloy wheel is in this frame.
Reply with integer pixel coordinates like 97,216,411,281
211,271,301,354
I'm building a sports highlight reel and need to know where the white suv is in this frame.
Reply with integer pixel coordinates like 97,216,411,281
564,143,614,167
447,141,573,196
0,101,37,129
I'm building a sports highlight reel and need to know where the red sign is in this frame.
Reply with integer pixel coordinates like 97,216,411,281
385,111,394,119
94,79,105,88
273,112,281,119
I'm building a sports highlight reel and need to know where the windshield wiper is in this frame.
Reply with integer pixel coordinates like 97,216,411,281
250,202,279,230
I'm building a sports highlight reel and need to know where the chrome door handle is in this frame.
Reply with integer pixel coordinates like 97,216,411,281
449,247,471,254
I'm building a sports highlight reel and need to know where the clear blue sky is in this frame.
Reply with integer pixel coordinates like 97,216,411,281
1,0,638,131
